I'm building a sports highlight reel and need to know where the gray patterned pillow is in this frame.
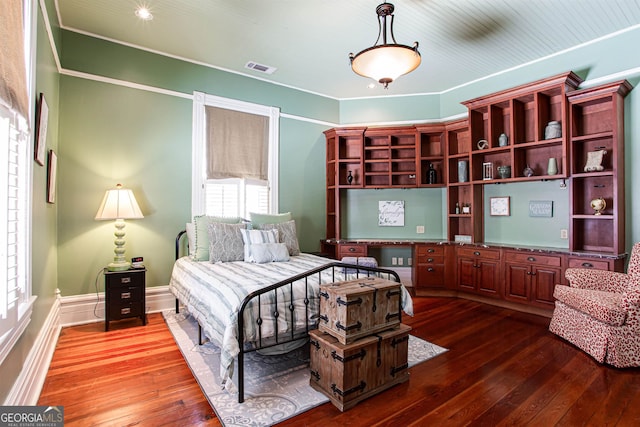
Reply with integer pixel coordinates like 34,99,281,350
207,222,246,263
260,220,300,256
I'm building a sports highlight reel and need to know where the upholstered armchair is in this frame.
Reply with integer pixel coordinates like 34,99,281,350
549,242,640,368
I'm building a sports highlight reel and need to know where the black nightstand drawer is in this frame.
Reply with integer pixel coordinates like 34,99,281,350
105,269,146,331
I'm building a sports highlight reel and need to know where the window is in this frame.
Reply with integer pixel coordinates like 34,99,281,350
192,92,279,219
0,0,35,365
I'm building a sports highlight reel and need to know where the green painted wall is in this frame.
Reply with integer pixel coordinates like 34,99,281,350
0,2,60,403
343,188,446,239
57,77,192,292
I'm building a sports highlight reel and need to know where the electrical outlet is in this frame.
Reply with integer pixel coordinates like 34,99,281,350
408,257,412,266
416,225,425,234
560,229,568,239
391,257,397,265
398,258,404,266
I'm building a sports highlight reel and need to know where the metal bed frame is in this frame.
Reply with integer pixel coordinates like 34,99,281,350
174,230,401,403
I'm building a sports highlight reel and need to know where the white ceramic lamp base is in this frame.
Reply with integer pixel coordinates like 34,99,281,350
107,219,131,271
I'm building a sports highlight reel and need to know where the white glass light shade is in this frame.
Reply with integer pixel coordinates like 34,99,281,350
350,45,421,87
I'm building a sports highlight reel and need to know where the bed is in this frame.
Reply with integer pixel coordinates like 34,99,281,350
169,228,414,403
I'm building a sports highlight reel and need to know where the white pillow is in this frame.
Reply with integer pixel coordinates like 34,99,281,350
247,243,290,263
240,229,279,262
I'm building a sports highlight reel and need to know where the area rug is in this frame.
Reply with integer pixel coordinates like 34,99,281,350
163,310,447,427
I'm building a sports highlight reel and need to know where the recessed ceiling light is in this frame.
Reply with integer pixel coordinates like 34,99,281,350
135,6,153,21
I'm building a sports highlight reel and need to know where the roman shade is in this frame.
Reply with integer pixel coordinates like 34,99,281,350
205,106,268,180
0,0,29,122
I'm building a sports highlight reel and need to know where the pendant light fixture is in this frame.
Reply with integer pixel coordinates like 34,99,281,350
349,3,421,89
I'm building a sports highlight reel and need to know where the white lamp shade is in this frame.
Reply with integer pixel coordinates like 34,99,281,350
95,185,144,220
351,45,421,84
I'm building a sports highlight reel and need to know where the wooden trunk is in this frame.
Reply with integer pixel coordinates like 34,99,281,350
309,324,411,411
318,276,402,344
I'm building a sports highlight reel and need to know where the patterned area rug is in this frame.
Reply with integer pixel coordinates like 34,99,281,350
163,310,447,427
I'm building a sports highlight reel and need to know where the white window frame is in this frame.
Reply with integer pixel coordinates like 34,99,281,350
191,91,280,218
0,0,36,366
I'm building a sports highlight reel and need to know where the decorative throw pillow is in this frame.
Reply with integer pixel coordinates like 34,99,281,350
249,212,292,228
246,243,290,263
207,222,246,263
185,222,196,257
240,228,279,262
194,215,242,261
259,220,300,256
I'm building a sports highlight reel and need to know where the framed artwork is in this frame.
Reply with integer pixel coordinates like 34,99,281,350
47,150,57,204
378,200,405,226
490,196,510,216
35,93,49,166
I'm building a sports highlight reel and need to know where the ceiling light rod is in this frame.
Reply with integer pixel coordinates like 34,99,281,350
349,3,421,89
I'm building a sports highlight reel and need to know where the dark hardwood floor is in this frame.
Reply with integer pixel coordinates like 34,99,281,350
38,297,640,426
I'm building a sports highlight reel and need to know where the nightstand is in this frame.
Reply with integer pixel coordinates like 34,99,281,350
104,268,146,331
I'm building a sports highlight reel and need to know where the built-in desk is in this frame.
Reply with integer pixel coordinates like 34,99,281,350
321,238,627,317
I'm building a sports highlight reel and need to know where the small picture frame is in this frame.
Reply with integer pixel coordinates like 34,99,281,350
483,162,493,180
490,196,510,216
35,93,49,166
462,205,471,214
47,150,57,204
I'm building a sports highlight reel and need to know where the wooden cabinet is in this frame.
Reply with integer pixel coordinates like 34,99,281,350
105,269,146,331
416,124,446,187
504,251,563,308
567,80,631,254
414,244,446,290
324,127,366,240
456,247,501,298
337,243,368,259
463,72,582,183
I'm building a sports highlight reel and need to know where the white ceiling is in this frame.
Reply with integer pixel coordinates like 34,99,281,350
55,0,640,99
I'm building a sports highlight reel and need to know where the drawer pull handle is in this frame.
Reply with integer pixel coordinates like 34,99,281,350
582,262,594,268
474,251,480,256
349,247,356,252
427,267,434,272
121,307,131,315
427,248,435,253
427,258,434,262
121,277,131,284
121,292,131,299
527,257,536,262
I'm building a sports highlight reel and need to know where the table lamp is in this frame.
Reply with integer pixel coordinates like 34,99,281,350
95,184,144,271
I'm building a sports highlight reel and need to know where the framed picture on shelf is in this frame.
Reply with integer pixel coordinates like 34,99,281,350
490,196,510,216
47,150,57,204
35,93,49,166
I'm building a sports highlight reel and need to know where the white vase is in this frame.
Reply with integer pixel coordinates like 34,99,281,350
547,158,558,175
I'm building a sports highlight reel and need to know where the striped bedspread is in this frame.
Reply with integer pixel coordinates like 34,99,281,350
168,253,413,392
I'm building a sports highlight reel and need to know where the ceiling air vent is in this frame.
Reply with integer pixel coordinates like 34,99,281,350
245,61,277,74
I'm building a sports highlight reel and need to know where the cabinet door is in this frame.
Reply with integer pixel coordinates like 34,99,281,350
477,260,500,297
531,266,562,308
504,263,530,303
457,258,476,291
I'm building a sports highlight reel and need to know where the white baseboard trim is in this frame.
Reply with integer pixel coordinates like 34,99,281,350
59,285,175,327
5,294,61,405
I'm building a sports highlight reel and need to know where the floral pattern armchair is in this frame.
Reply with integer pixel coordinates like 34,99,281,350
549,242,640,368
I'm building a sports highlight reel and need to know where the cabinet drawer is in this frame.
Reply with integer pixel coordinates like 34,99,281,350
108,285,144,303
338,244,367,258
416,254,444,265
504,251,561,267
109,302,143,319
568,257,612,270
106,272,144,288
457,247,500,260
415,245,445,257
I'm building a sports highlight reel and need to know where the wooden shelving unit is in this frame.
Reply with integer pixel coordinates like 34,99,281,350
567,80,632,254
